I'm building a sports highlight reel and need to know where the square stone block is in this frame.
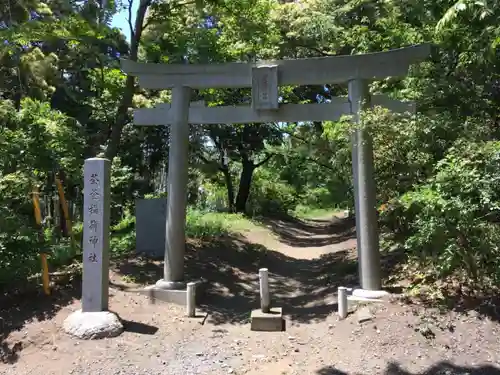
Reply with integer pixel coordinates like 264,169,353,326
138,279,207,306
250,307,285,332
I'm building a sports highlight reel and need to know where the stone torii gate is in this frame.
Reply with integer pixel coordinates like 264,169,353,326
121,44,431,299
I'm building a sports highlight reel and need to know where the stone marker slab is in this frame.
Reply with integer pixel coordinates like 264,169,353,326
250,307,285,332
63,310,123,340
135,198,167,258
82,158,111,313
63,158,123,340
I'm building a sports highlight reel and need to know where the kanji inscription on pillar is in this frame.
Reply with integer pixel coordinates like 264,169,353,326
82,158,111,312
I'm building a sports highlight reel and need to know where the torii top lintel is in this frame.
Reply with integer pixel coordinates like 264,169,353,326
120,44,431,90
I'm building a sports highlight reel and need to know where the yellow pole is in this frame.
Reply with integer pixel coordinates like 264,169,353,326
33,189,42,225
32,187,50,296
40,253,50,295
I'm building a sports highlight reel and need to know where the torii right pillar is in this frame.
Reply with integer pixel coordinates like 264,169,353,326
349,79,385,296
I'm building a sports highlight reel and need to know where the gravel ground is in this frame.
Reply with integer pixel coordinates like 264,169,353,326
2,215,500,375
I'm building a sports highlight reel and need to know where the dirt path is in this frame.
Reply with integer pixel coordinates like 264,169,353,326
2,213,500,374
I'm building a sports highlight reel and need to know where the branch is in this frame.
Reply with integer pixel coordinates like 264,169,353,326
255,153,274,168
196,152,212,164
292,42,338,57
304,156,335,171
210,134,223,150
130,0,153,59
269,125,337,171
236,144,246,160
168,0,197,11
309,46,337,57
196,151,226,172
142,18,152,31
127,0,135,40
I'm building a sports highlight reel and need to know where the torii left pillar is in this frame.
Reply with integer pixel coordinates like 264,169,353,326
156,86,191,290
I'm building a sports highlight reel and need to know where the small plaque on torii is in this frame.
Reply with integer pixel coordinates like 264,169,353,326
251,65,279,111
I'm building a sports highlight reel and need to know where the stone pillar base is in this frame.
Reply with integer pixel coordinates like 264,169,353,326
155,279,186,290
137,279,207,306
349,288,391,302
63,310,123,340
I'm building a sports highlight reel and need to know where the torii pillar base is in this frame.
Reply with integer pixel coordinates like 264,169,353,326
134,279,208,306
351,288,391,301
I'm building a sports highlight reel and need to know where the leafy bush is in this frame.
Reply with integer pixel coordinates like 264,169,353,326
0,205,41,286
110,157,136,224
110,212,136,255
294,205,341,219
299,186,339,208
0,99,84,286
246,168,298,215
186,209,233,237
196,182,228,212
381,140,500,285
364,108,492,203
103,208,253,257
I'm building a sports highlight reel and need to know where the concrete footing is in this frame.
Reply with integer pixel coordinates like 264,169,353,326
138,279,207,306
351,288,390,301
63,310,123,340
250,307,285,332
155,279,187,290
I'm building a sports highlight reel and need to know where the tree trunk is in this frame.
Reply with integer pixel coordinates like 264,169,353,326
104,0,151,160
235,159,255,213
221,167,235,212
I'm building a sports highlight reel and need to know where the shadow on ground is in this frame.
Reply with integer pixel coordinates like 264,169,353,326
121,319,159,335
0,277,81,364
114,215,403,326
317,362,500,374
258,213,356,247
398,282,500,325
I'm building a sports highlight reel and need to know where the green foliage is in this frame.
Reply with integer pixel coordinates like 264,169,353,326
294,205,341,219
109,157,135,224
299,187,339,208
187,210,233,238
381,141,500,284
364,107,491,203
102,209,254,258
246,168,298,215
187,209,256,236
110,214,136,256
0,98,84,286
197,182,229,212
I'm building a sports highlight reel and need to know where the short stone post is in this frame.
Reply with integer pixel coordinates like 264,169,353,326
259,268,270,313
250,268,284,331
63,158,123,340
186,282,196,317
338,287,348,319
